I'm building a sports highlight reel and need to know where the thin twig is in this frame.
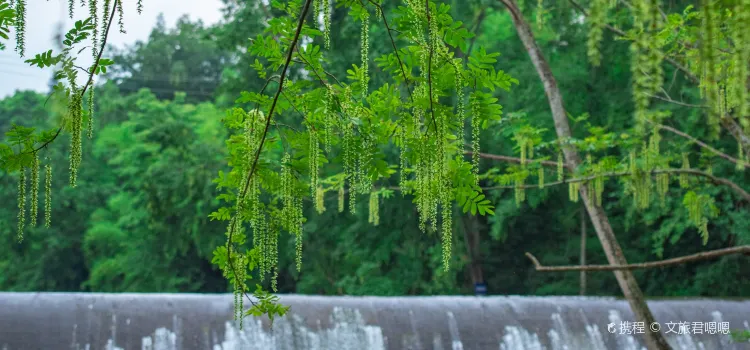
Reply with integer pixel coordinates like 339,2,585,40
465,150,560,168
646,93,707,109
25,0,119,155
525,245,750,272
481,167,750,202
649,121,748,169
365,0,413,102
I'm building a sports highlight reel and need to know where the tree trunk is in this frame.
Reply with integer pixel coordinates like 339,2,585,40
580,206,587,296
461,215,485,291
497,1,671,349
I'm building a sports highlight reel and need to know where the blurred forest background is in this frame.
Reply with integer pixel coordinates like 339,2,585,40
1,0,748,297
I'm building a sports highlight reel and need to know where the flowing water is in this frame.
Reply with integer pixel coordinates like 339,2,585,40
0,293,748,350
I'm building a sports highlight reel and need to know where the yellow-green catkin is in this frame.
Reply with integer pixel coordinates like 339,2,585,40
14,0,26,56
308,128,319,199
731,0,749,129
89,0,98,59
701,0,721,135
441,203,452,272
315,187,326,214
323,87,333,153
368,191,379,226
454,62,465,141
281,154,292,222
116,0,125,33
280,152,304,273
233,267,240,323
30,153,39,227
314,0,321,26
470,96,481,185
69,91,83,187
235,253,246,330
361,11,370,97
323,0,331,49
398,129,408,193
44,161,51,228
87,88,94,139
684,191,709,244
294,197,304,273
17,168,26,242
536,0,545,29
557,151,564,181
587,0,607,66
102,0,111,40
569,181,580,203
679,152,690,188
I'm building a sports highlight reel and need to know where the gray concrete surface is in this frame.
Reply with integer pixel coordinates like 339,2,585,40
0,293,748,349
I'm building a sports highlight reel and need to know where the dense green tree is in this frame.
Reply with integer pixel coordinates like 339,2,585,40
81,88,228,292
108,14,229,103
1,0,749,347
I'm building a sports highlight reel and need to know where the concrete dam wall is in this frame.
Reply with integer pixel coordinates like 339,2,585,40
0,293,749,349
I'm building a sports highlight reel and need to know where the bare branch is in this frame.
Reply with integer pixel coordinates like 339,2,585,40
483,167,750,202
525,245,750,272
646,93,707,109
464,150,560,168
650,121,749,169
466,148,749,201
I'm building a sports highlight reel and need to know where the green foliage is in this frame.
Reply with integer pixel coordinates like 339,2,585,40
1,0,749,328
730,329,750,343
0,0,14,50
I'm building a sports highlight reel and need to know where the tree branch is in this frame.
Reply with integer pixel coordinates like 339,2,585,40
464,150,560,167
646,92,707,109
566,0,700,84
25,0,119,155
484,167,750,202
365,0,413,102
227,0,314,309
465,147,749,201
567,0,750,153
650,121,749,169
525,245,750,272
